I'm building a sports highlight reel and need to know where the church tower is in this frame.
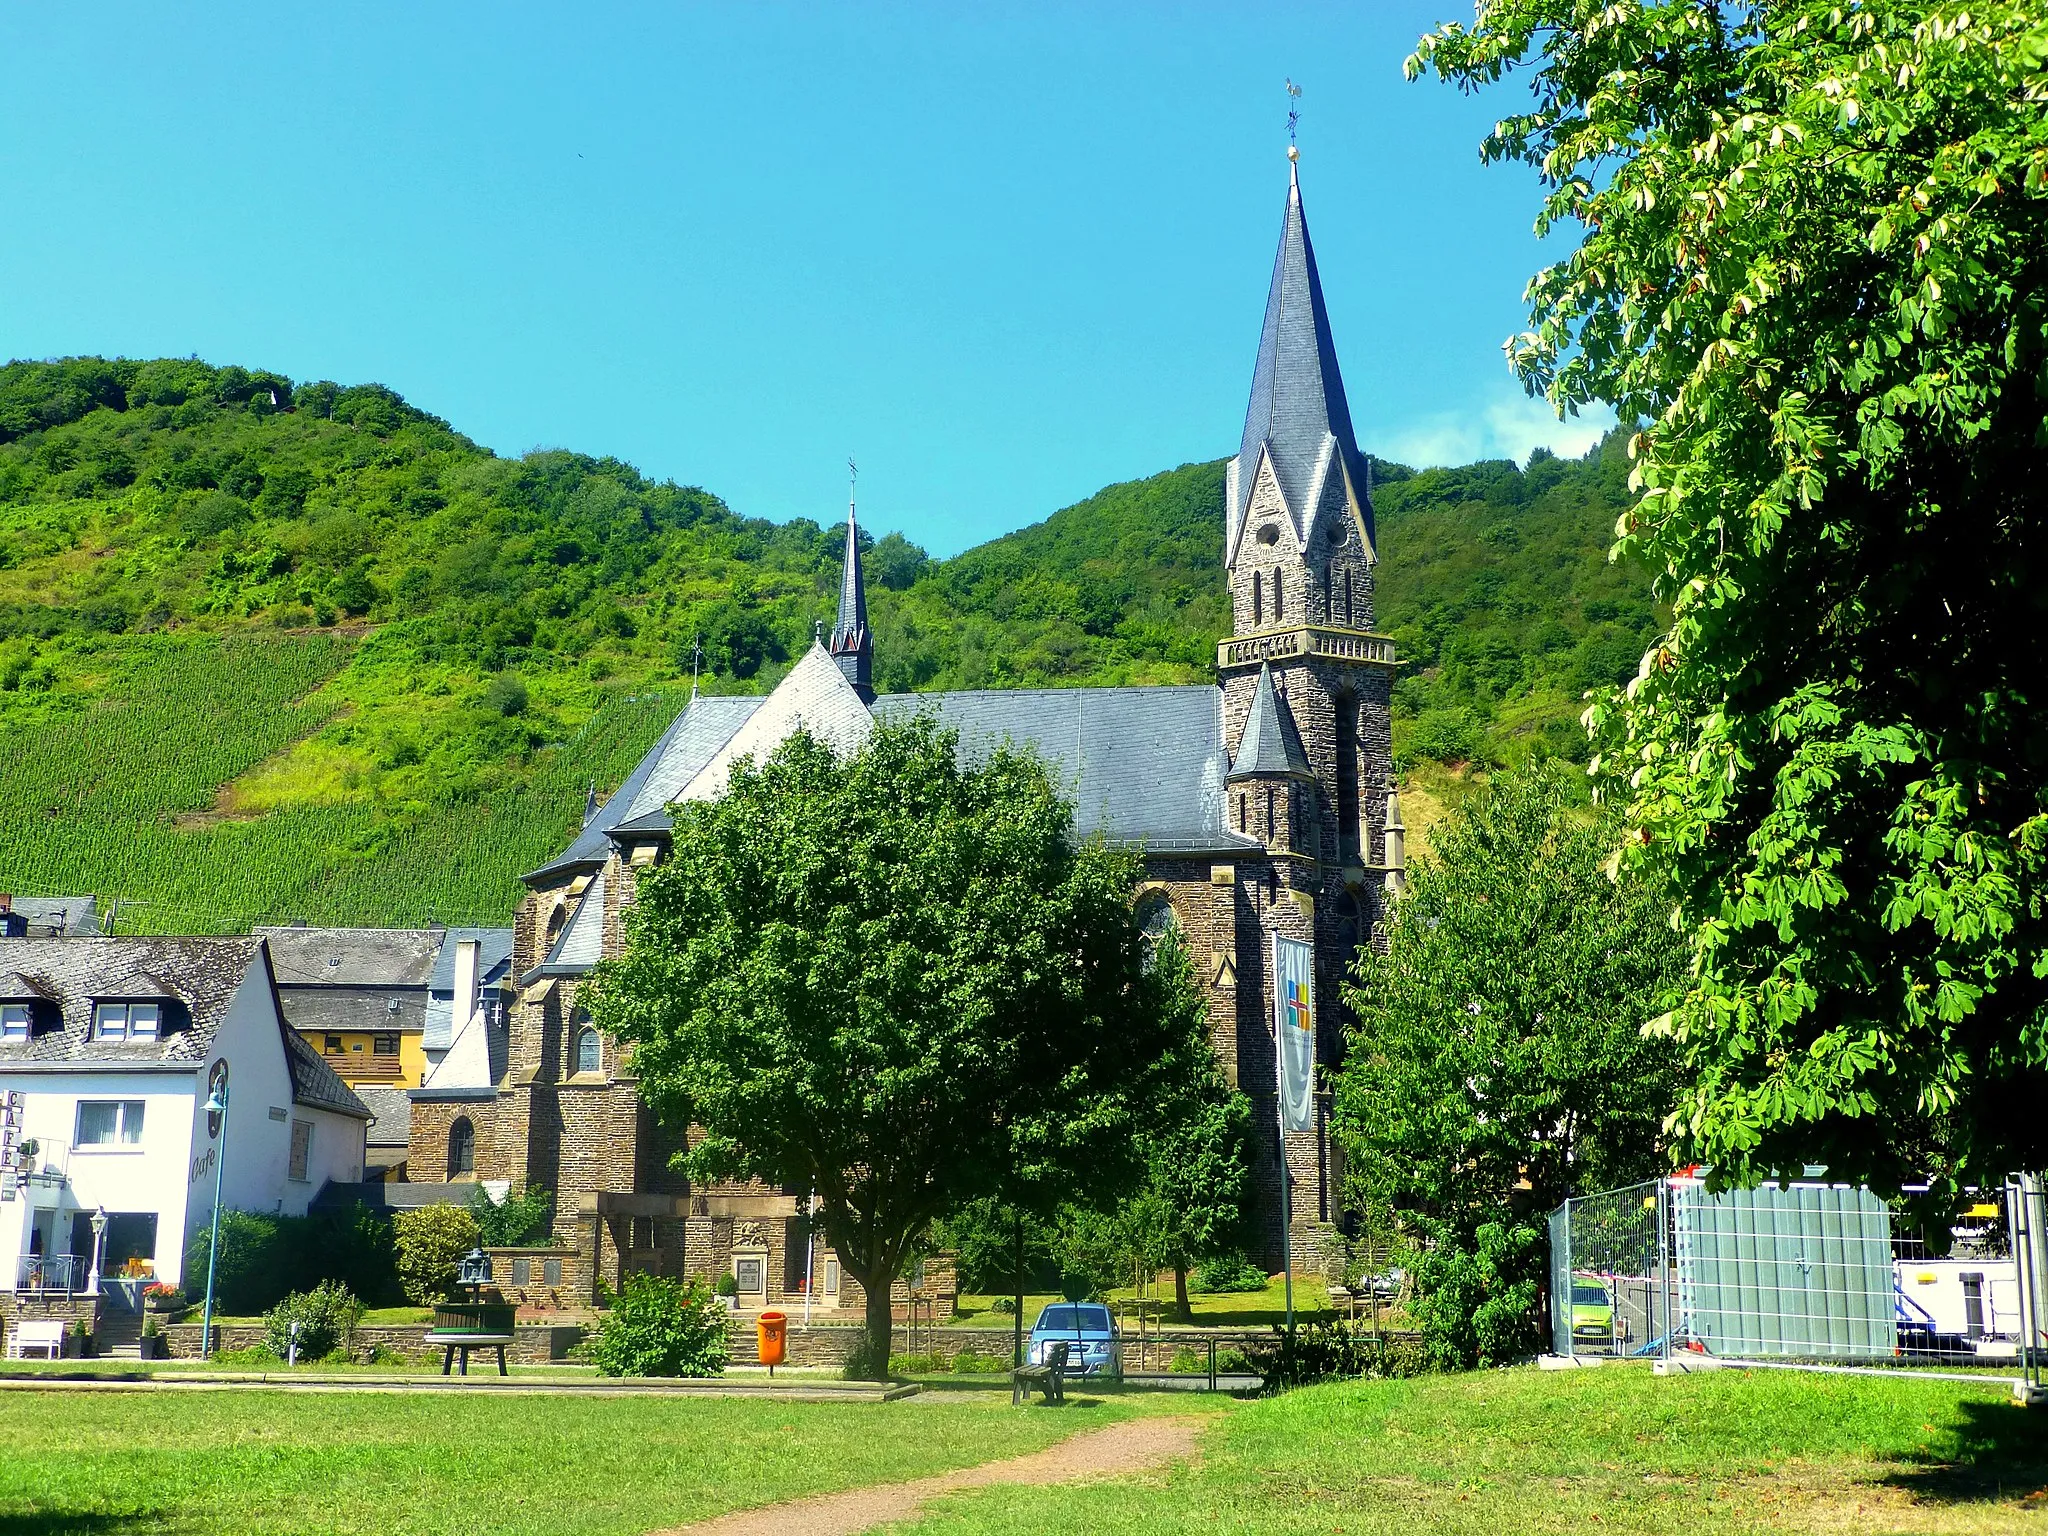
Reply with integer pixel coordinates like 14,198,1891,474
1221,147,1399,1269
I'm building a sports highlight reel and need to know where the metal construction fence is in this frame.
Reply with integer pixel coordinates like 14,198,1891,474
1550,1173,2046,1399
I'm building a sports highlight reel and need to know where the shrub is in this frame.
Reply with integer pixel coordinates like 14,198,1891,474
1191,1254,1268,1294
393,1204,481,1305
468,1182,554,1247
1244,1319,1428,1392
181,1204,397,1316
588,1275,729,1378
1410,1222,1542,1371
713,1272,739,1298
263,1282,362,1362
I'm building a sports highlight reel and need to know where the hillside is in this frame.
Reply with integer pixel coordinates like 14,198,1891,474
0,357,1651,931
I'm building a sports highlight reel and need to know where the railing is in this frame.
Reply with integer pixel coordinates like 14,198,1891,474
328,1054,406,1081
14,1254,81,1293
1218,626,1398,671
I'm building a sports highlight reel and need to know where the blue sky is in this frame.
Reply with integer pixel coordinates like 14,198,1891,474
0,4,1610,557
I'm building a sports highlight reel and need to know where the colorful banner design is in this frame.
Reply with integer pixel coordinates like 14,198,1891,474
1273,934,1316,1134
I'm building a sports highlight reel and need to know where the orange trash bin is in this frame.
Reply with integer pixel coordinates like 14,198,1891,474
757,1310,788,1371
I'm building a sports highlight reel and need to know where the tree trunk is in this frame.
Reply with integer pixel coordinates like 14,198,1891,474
1012,1210,1025,1368
1174,1262,1192,1322
862,1271,895,1380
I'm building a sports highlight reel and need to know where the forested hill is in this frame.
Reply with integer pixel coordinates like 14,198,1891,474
0,356,1652,930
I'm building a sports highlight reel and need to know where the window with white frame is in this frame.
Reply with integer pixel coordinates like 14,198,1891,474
76,1100,145,1146
92,1002,161,1041
288,1120,313,1182
0,1003,29,1040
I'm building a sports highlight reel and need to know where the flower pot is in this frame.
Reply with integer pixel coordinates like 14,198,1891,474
139,1335,166,1360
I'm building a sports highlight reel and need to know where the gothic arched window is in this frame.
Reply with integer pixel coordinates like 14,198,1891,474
1336,693,1360,856
1135,891,1181,972
1273,569,1285,622
447,1117,475,1178
543,903,568,951
575,1026,601,1076
1343,570,1354,627
1252,570,1263,627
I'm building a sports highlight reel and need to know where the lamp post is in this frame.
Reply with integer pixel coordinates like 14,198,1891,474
200,1076,230,1358
87,1206,108,1295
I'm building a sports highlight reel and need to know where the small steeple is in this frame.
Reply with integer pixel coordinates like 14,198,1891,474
1228,663,1314,780
1227,145,1374,563
827,463,874,703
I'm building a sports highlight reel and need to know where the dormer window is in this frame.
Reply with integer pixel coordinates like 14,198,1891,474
93,1001,161,1041
1,1003,28,1040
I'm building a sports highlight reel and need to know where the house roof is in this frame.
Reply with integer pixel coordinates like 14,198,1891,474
1228,159,1373,558
272,985,427,1036
1228,664,1314,779
352,1084,414,1148
252,926,441,988
0,937,370,1119
427,928,515,993
0,936,266,1066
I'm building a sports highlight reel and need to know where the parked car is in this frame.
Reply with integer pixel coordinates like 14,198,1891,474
1570,1273,1615,1352
1029,1303,1119,1375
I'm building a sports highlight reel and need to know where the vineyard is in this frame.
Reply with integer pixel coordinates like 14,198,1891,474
0,632,679,931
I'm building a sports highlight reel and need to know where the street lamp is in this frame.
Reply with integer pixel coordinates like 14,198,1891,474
200,1077,230,1358
87,1206,108,1295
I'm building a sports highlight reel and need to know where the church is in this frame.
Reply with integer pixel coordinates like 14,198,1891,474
406,152,1403,1312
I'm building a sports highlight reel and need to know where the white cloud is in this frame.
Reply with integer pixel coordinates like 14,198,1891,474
1378,387,1616,471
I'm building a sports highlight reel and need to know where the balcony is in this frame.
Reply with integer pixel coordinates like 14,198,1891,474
1218,625,1398,672
323,1051,406,1082
13,1254,82,1293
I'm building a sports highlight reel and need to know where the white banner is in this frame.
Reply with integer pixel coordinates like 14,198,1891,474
1273,934,1316,1134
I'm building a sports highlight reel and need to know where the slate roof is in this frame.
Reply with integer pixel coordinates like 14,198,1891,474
526,696,764,882
353,1084,414,1148
272,985,426,1036
3,895,101,937
875,686,1252,853
1228,663,1314,779
538,870,608,974
282,1027,374,1119
427,928,515,993
0,937,370,1119
252,926,441,988
0,936,265,1066
1228,160,1373,557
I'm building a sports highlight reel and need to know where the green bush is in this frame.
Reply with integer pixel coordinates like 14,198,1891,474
588,1275,730,1378
262,1282,362,1362
468,1182,554,1247
1410,1222,1542,1371
181,1203,397,1315
393,1204,482,1305
1244,1319,1428,1392
1191,1254,1269,1294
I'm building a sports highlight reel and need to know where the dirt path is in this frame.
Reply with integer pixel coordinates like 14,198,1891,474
655,1414,1208,1536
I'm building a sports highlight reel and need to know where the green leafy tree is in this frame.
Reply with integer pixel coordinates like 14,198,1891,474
393,1204,481,1305
1336,768,1685,1358
468,1182,554,1247
593,715,1212,1374
1412,4,2048,1201
1337,767,1685,1231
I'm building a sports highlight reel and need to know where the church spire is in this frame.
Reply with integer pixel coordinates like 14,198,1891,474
1226,145,1374,563
828,461,874,702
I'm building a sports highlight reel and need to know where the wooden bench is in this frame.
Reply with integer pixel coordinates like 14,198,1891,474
6,1320,67,1361
1011,1339,1069,1405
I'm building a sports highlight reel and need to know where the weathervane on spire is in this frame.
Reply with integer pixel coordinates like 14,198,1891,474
689,633,703,700
1286,78,1302,162
847,455,858,514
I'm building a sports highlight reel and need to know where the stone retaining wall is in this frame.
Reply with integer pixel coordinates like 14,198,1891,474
2,1294,97,1357
158,1322,584,1363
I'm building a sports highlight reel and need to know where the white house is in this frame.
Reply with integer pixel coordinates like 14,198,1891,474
0,937,369,1292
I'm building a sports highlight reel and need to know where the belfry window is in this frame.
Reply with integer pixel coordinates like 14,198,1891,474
1344,570,1354,627
1273,570,1285,622
1252,571,1263,627
1337,694,1360,855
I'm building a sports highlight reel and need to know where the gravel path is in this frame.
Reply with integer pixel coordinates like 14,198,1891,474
655,1413,1208,1536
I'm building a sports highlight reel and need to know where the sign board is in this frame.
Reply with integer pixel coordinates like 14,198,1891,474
1272,934,1315,1134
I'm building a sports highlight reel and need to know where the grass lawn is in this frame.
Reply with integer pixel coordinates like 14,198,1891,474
894,1365,2048,1534
0,1387,1135,1535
